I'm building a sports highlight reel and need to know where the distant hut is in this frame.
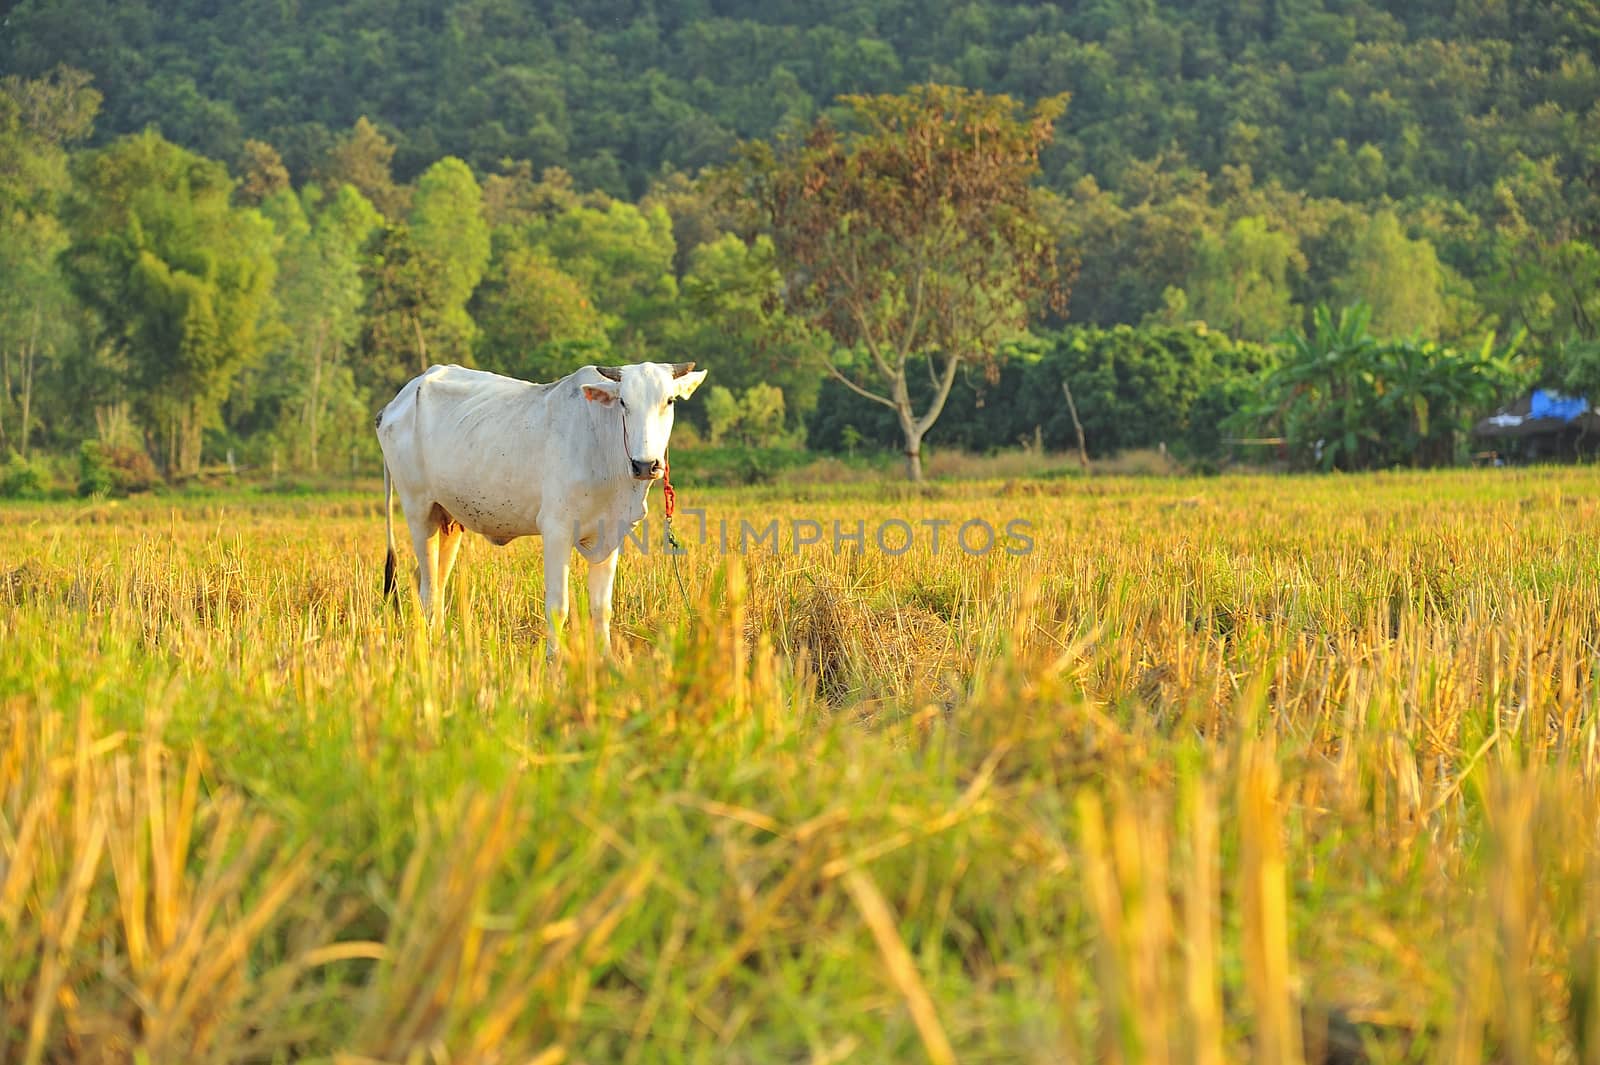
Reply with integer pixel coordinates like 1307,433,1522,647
1472,389,1600,463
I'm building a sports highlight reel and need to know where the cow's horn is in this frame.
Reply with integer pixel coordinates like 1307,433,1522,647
670,361,696,378
596,365,624,382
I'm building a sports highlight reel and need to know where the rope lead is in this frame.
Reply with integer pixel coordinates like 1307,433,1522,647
660,454,693,618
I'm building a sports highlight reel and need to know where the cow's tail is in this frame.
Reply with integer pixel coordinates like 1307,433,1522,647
382,461,398,599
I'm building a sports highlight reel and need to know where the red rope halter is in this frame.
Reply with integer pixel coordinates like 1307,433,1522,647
660,454,675,522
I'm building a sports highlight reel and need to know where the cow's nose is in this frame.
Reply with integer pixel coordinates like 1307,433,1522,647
631,458,662,479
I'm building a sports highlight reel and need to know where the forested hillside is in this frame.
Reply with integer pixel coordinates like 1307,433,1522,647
1,0,1597,482
6,0,1597,204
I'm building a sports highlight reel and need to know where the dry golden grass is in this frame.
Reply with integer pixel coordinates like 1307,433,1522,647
1,466,1598,1062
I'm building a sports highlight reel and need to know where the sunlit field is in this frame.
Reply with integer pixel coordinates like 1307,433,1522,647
4,467,1600,1063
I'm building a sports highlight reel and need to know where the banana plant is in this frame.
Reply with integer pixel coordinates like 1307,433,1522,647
1239,304,1526,470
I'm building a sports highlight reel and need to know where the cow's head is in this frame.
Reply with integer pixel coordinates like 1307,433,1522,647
583,361,707,480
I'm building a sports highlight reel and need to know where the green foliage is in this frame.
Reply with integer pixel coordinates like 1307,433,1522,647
669,444,813,485
86,440,158,494
1181,215,1303,341
1554,340,1600,404
703,385,738,444
318,116,408,218
1059,171,1210,329
668,233,823,431
520,198,679,356
809,324,1271,460
1,450,48,498
737,383,788,445
4,9,1600,474
704,382,795,447
0,65,99,213
76,438,112,496
5,0,1594,222
64,129,278,476
235,138,289,205
0,68,98,459
0,207,79,458
406,156,490,363
471,244,607,379
253,182,382,473
1038,326,1276,458
354,161,489,402
1239,304,1527,470
1332,210,1450,339
1480,155,1600,354
356,222,432,398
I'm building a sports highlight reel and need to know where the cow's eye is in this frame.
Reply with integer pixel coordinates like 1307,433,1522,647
666,397,677,406
619,399,628,411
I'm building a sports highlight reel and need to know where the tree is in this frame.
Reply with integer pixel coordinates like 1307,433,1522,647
737,84,1069,479
236,138,290,206
1485,160,1600,354
471,243,607,380
669,232,823,432
1556,339,1600,404
317,117,408,218
0,65,99,156
703,382,790,447
259,182,381,472
482,162,580,229
1056,165,1218,328
4,0,1596,217
523,198,679,356
357,223,433,399
641,168,739,276
64,130,278,475
806,324,1272,460
0,211,77,458
358,158,489,399
406,157,490,362
1183,215,1302,341
1332,210,1447,338
0,66,100,457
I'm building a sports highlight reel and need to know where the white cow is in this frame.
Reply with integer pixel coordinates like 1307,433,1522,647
375,360,707,658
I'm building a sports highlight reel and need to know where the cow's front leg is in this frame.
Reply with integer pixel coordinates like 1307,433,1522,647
586,547,620,661
541,529,572,661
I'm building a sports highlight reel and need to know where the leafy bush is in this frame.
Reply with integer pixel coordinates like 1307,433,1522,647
77,441,114,497
1,452,49,499
669,445,812,486
76,441,159,497
807,324,1272,459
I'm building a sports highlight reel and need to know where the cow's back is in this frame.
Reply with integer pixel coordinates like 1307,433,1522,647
377,364,559,541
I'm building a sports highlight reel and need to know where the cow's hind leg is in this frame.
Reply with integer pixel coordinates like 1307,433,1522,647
403,499,446,631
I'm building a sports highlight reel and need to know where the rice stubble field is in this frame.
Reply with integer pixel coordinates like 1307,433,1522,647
3,467,1600,1063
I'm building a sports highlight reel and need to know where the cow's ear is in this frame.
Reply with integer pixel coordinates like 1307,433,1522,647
673,369,708,400
583,382,620,406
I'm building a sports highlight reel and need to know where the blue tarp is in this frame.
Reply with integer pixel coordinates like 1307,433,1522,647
1530,389,1591,422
